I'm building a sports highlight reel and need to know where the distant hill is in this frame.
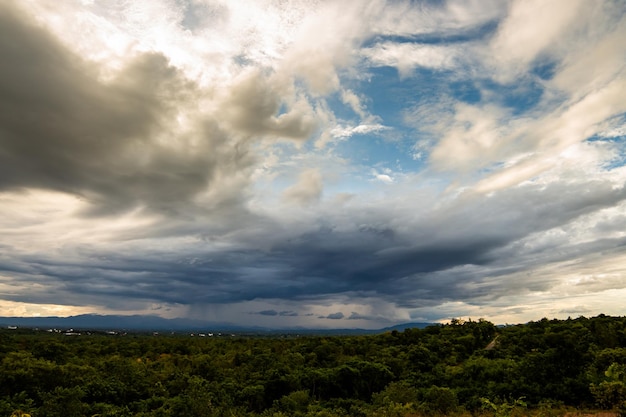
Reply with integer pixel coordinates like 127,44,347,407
379,322,436,332
0,314,435,334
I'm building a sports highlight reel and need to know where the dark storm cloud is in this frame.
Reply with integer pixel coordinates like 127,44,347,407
3,177,624,313
0,3,251,215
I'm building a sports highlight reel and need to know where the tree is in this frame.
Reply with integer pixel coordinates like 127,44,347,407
590,363,626,416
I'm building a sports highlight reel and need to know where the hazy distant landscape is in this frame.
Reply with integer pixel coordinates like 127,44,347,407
0,314,433,335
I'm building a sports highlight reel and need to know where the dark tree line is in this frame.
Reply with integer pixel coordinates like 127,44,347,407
0,315,625,416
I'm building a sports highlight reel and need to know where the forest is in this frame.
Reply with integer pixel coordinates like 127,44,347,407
0,315,625,417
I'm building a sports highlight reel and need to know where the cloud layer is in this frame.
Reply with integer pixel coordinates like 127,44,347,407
0,0,625,327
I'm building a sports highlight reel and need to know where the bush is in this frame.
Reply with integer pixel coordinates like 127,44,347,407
422,386,458,415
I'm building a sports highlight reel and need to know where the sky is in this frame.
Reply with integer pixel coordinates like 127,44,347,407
0,0,625,329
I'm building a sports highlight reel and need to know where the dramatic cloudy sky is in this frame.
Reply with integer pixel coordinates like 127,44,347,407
1,0,625,328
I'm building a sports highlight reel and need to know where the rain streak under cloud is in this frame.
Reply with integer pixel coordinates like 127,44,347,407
0,0,625,328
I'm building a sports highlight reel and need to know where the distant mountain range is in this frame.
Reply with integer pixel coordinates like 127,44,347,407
0,314,434,334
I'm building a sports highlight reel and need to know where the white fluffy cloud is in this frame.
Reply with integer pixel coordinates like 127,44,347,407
363,42,461,76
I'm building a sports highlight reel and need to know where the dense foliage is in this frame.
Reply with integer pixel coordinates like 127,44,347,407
0,315,625,417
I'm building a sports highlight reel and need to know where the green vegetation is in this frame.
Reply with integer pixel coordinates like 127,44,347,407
0,315,625,416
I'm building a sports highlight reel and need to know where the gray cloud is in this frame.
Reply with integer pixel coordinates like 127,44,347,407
321,312,344,320
220,69,317,140
0,2,254,216
255,310,279,316
347,312,376,321
250,310,299,317
559,306,592,315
